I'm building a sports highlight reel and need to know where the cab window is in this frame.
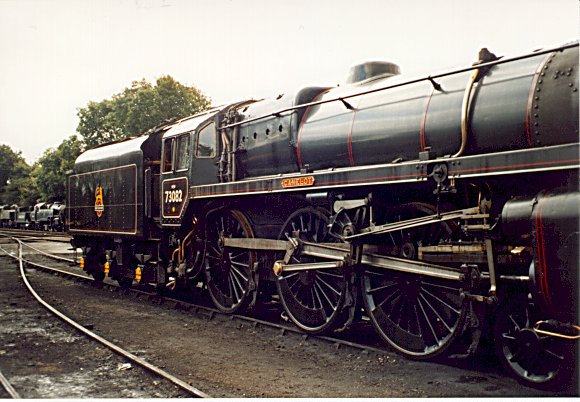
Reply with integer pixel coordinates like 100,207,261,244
175,133,191,170
196,122,216,158
162,138,174,173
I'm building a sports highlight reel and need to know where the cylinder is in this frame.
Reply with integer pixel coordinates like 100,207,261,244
500,190,579,321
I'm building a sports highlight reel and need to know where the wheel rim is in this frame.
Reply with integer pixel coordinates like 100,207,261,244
360,202,466,358
205,209,256,313
276,208,349,334
494,302,570,386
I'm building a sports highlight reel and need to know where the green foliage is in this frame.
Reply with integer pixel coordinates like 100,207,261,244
0,144,26,188
77,75,211,148
3,174,39,206
0,145,39,205
36,135,84,202
76,99,123,149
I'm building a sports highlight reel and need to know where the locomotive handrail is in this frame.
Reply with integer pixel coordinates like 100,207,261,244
218,41,579,130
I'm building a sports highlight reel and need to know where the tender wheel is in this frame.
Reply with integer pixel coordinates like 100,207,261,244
494,300,574,388
92,271,105,282
360,202,467,359
276,208,350,334
117,277,133,288
85,250,105,283
204,209,256,314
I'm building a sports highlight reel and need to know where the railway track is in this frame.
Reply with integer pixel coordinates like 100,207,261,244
5,234,397,356
0,228,70,240
0,235,209,398
0,368,20,399
0,235,563,397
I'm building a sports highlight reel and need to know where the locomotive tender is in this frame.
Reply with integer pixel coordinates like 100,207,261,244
67,42,579,387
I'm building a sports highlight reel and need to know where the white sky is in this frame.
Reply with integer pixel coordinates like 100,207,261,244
0,0,578,163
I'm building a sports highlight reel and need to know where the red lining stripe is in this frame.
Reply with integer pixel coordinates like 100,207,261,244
346,97,365,167
534,194,552,305
347,111,357,166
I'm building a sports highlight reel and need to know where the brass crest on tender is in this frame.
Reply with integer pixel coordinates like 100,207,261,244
94,185,104,218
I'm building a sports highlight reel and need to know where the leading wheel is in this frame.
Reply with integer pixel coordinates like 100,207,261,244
204,209,256,314
494,300,574,388
276,208,350,334
360,202,467,359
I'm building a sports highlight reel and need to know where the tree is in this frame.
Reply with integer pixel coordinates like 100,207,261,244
0,145,25,188
0,145,38,205
3,174,39,206
77,75,211,148
36,135,84,202
76,99,123,149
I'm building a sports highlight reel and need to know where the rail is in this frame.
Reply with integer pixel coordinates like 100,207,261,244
0,369,20,399
1,237,210,398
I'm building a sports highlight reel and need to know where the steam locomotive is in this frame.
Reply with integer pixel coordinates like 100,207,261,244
67,42,579,388
0,202,66,231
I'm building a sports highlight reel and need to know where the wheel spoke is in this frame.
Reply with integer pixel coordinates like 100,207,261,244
279,272,299,281
417,297,440,346
316,274,341,296
312,285,326,315
230,264,248,286
229,271,241,301
230,260,250,274
509,314,521,331
309,287,317,309
501,332,516,341
419,293,452,333
317,270,344,279
209,245,222,256
315,280,338,312
230,251,247,261
413,304,422,338
421,280,460,292
375,289,401,313
544,348,565,361
288,276,302,293
421,287,461,316
367,281,398,295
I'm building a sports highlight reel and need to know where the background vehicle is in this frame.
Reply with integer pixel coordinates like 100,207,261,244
0,205,17,228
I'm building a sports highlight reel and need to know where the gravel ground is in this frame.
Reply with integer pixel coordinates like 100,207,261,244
0,240,574,398
0,256,190,398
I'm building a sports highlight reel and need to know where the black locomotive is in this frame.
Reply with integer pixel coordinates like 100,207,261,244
67,42,579,388
0,202,66,231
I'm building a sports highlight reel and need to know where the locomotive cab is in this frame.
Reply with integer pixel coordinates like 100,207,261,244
159,108,223,227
